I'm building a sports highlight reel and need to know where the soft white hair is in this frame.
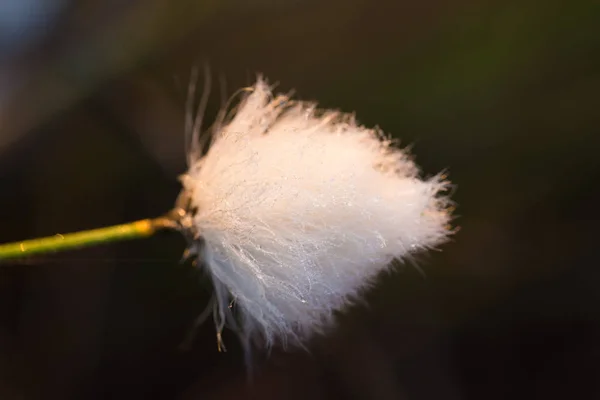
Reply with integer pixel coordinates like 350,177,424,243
179,77,453,352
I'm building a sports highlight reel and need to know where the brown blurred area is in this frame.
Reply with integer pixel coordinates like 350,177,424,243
0,0,599,399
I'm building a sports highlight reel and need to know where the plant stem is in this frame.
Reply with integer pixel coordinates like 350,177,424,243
0,215,178,261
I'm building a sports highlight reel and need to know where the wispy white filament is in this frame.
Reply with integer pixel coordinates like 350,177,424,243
179,78,453,350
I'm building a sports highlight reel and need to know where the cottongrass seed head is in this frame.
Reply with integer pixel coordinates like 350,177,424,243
177,75,454,355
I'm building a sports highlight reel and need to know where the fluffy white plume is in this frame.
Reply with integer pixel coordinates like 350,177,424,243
179,78,453,350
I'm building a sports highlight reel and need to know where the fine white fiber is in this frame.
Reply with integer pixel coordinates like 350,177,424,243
178,76,454,351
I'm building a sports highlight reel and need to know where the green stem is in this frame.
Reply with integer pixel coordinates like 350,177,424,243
0,215,178,261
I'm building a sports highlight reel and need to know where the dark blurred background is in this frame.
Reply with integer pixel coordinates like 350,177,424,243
0,0,599,398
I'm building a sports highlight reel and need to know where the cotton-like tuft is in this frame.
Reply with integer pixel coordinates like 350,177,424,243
178,77,453,351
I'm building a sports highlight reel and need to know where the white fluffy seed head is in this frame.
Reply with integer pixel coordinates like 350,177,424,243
179,77,453,350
